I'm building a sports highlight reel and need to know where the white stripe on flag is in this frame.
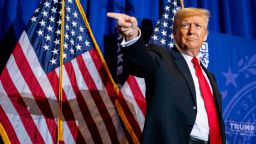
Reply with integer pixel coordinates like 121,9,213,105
122,81,145,130
6,55,54,144
0,81,32,144
134,76,146,97
82,52,104,90
63,121,76,144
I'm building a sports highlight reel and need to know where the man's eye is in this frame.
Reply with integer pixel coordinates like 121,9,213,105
195,24,202,28
181,24,190,29
181,23,203,29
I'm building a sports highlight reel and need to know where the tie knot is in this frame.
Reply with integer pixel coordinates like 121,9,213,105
191,57,199,65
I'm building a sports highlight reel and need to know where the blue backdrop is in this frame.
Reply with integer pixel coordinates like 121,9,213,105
1,0,256,143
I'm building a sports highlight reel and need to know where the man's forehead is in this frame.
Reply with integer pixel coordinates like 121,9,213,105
182,15,204,20
181,16,205,23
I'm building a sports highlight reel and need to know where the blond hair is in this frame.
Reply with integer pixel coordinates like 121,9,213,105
173,8,210,31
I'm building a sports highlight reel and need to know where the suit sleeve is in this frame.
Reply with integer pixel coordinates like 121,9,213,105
122,36,162,78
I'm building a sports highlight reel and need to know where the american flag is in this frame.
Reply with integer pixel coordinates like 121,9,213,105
120,0,182,134
148,0,181,48
0,0,138,143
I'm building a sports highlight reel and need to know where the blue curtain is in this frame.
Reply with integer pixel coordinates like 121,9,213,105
1,0,256,143
185,0,256,40
1,0,255,54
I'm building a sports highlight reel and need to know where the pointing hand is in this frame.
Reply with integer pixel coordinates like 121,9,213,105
107,12,139,41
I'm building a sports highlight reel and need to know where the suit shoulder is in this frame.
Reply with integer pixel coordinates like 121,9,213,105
147,44,169,52
147,44,172,58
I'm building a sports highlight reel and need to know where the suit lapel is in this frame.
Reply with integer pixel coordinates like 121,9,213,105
170,47,197,105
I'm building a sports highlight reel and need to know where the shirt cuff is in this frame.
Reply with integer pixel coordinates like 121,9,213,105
120,29,141,47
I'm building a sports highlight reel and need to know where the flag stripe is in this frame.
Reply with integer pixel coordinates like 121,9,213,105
0,82,22,144
127,76,146,116
1,68,44,143
6,54,55,144
46,71,85,143
88,49,142,139
117,92,142,138
13,41,57,143
76,53,120,143
63,61,104,144
0,107,20,144
62,121,76,144
121,80,145,130
134,76,146,97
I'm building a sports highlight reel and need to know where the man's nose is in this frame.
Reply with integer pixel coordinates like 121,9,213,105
188,25,196,34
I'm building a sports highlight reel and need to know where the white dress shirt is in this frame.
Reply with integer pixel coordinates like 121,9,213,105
181,53,212,141
121,31,212,141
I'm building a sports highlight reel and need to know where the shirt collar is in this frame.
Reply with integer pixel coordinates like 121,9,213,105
175,43,200,63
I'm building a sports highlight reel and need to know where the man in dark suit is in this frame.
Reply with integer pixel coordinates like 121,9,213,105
107,8,226,144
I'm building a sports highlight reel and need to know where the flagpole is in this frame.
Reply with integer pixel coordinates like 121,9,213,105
0,123,10,143
58,0,65,143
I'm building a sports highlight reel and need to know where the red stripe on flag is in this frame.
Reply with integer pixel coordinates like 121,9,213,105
13,43,57,142
1,68,44,143
117,92,142,138
127,76,146,116
88,49,142,139
76,53,120,143
46,71,85,143
64,61,103,144
0,106,20,144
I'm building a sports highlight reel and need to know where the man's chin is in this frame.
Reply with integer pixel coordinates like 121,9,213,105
185,43,201,49
183,44,195,49
179,43,199,51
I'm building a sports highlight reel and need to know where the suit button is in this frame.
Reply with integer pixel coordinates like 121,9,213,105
193,106,196,110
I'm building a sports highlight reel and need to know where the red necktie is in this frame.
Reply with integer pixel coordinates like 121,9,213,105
191,57,222,144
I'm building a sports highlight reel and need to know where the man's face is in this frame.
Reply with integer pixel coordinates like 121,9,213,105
173,15,208,54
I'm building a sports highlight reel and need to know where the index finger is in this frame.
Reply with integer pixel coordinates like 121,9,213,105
107,12,129,21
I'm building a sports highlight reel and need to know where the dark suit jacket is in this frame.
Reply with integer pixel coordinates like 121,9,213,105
123,37,226,144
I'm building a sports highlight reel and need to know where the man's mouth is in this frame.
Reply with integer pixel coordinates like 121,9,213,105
186,38,197,41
